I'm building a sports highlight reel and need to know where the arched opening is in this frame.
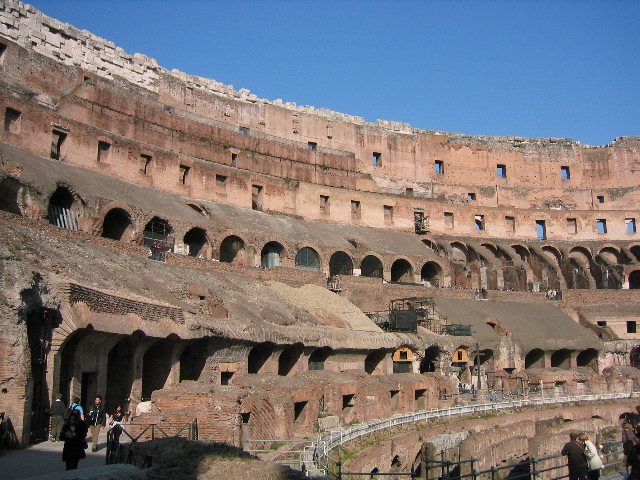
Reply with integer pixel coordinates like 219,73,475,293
391,259,414,282
248,342,275,374
48,186,80,231
576,348,598,372
278,344,303,376
631,246,640,263
143,217,173,251
106,335,137,413
511,245,530,263
329,251,353,276
550,349,572,369
179,338,209,381
503,266,526,291
0,177,22,215
142,338,175,400
308,347,332,371
183,227,208,257
421,261,441,286
102,208,132,241
220,235,246,263
361,255,383,278
392,347,414,373
420,346,440,373
295,247,320,272
525,349,545,369
364,349,387,375
261,242,284,269
630,271,640,289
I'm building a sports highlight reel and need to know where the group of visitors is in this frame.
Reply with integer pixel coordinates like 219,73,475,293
562,409,640,480
561,431,603,480
49,393,127,471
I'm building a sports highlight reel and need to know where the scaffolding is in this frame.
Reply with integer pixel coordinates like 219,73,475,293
365,297,450,334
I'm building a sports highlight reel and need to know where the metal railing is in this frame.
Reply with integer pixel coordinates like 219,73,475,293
106,419,197,466
307,391,638,478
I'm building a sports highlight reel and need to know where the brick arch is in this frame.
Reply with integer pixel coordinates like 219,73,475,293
258,238,292,261
328,249,354,276
569,245,594,262
294,244,323,273
181,226,214,259
597,245,621,264
420,260,445,286
629,269,640,289
450,241,470,263
95,201,136,241
390,256,416,282
358,252,384,278
215,230,250,264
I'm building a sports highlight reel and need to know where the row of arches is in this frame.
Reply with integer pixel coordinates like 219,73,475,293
23,185,640,289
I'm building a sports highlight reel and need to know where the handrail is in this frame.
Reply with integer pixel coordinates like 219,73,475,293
307,391,639,477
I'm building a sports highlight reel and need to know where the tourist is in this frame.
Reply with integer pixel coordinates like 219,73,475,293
108,403,126,448
561,431,589,480
578,433,603,480
622,421,638,458
49,393,66,442
60,411,88,470
86,395,107,452
67,396,84,421
627,443,640,480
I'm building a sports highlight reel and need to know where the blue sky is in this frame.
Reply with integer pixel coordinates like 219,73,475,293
29,0,639,146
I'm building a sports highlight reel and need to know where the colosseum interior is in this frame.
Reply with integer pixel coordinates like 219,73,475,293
0,1,639,477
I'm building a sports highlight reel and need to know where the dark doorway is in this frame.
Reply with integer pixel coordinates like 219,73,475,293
102,208,131,241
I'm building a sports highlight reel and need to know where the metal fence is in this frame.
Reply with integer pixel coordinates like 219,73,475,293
306,391,638,479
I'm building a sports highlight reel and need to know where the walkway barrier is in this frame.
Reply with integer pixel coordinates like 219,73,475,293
307,391,638,479
106,419,198,466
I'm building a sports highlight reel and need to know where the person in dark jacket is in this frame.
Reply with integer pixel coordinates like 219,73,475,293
86,395,107,452
60,411,88,470
49,393,66,442
561,431,589,480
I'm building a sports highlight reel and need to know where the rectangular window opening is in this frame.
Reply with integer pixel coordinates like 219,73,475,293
294,401,308,423
405,187,414,196
231,152,238,167
468,193,476,201
4,107,21,134
505,216,515,233
220,371,234,385
475,214,485,231
435,160,444,175
320,195,330,215
252,184,263,211
444,212,454,229
536,220,547,240
497,164,507,178
626,218,636,234
627,321,637,334
596,219,607,234
561,166,571,180
308,141,317,151
596,195,605,203
567,218,577,234
241,412,251,424
50,130,67,160
179,164,190,184
141,154,152,175
216,174,227,189
597,321,607,327
97,140,111,163
342,394,355,412
351,200,361,220
384,205,393,223
373,152,381,167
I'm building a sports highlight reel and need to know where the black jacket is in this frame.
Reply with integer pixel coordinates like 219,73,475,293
87,403,106,427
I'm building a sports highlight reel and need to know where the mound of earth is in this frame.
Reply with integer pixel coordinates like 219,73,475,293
125,437,308,480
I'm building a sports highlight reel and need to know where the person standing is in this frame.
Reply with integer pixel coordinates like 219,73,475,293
60,411,87,470
86,395,106,452
561,431,589,480
108,403,127,449
49,393,66,442
579,433,603,480
68,396,85,421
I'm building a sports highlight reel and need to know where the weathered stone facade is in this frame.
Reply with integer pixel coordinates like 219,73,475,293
0,0,638,460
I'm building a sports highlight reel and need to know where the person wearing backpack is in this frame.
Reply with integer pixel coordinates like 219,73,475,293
65,397,84,422
50,393,66,442
87,395,107,452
